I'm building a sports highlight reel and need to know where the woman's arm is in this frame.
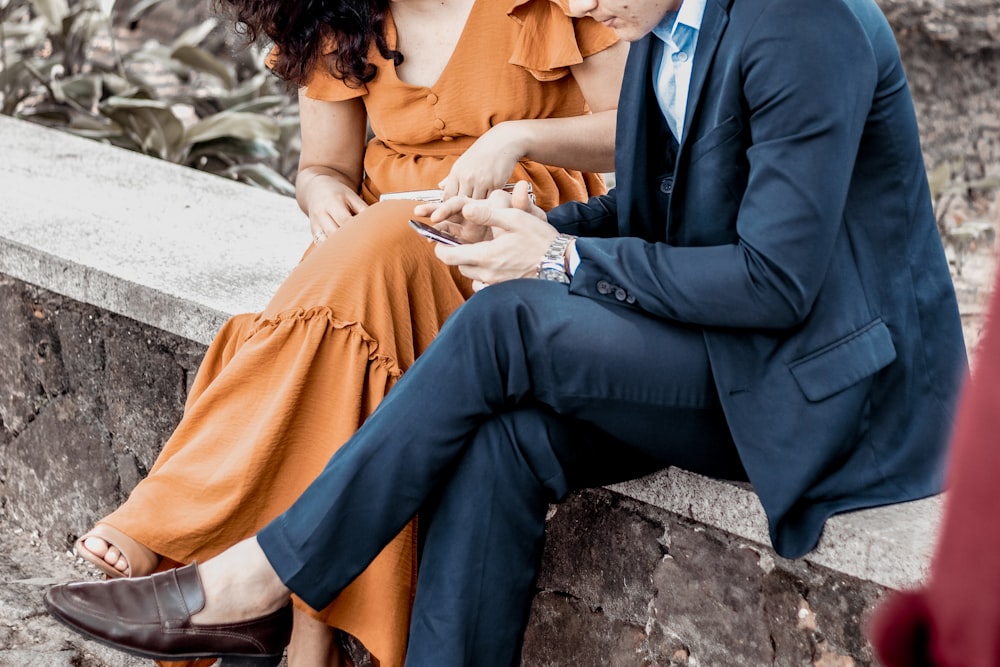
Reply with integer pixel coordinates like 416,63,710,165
295,91,370,240
439,41,627,200
513,40,627,172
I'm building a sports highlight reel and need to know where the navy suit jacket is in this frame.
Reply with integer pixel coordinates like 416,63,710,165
547,0,967,558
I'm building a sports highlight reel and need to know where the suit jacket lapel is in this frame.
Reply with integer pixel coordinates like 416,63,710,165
678,0,731,149
615,35,655,238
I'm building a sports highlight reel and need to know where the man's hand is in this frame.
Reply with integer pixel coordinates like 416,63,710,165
414,182,558,287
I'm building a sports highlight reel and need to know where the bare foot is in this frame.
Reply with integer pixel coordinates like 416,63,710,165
81,536,129,575
287,608,354,666
189,537,292,626
76,525,160,578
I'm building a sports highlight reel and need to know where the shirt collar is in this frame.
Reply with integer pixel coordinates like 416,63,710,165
651,0,707,43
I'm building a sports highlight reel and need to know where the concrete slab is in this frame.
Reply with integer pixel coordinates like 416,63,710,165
0,115,306,344
612,468,942,590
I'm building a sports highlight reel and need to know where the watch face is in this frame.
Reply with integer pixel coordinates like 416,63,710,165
540,267,571,284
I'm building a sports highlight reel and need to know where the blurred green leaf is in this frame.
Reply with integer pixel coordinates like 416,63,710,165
172,17,216,48
224,162,295,196
65,8,105,70
170,43,233,88
228,95,285,114
121,0,164,24
1,16,49,43
968,175,1000,191
103,94,169,109
215,72,272,108
183,110,279,145
101,95,186,159
29,0,69,29
188,137,279,162
4,0,301,198
927,162,952,202
16,105,73,124
52,73,101,108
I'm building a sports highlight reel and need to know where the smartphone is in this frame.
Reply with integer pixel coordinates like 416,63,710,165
409,219,464,246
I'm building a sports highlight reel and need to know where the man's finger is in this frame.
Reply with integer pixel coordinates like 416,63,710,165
419,197,472,223
510,181,534,212
460,202,524,234
434,241,491,276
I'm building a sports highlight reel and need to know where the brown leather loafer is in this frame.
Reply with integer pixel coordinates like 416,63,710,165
43,562,291,666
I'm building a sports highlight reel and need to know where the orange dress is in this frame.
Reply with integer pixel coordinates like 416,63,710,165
98,2,617,666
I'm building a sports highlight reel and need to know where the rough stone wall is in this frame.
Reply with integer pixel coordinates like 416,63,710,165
525,490,886,666
884,0,1000,180
0,275,204,550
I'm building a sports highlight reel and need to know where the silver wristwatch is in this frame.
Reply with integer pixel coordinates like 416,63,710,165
538,233,576,284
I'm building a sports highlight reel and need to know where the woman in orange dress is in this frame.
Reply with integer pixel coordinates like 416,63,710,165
73,0,626,664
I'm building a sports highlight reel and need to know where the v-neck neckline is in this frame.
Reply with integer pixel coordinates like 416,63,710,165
385,0,480,91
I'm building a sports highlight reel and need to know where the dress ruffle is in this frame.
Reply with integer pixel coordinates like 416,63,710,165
506,0,620,81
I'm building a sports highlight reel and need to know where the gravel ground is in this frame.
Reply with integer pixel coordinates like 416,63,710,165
0,519,149,666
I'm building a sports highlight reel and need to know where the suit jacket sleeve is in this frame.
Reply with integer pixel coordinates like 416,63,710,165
546,188,619,238
569,0,887,330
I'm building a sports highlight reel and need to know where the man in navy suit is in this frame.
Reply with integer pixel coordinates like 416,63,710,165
44,0,967,664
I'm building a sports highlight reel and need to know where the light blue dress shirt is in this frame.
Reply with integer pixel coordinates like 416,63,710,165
651,0,707,141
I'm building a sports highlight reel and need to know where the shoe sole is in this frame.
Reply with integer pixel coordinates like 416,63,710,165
43,593,283,666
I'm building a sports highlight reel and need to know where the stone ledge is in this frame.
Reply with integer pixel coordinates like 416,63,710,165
611,470,942,591
0,115,941,595
0,115,305,345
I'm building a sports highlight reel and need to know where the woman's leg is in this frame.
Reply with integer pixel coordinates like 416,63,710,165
287,608,352,667
82,200,470,667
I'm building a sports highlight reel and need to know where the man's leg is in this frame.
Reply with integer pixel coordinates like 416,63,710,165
406,405,616,667
257,279,743,615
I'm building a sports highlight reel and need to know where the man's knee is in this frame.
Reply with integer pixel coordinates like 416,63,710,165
452,280,565,338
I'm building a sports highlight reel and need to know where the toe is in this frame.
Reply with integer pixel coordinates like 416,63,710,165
82,536,109,558
105,546,121,566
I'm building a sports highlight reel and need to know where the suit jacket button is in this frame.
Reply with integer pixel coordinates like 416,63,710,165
597,280,612,295
614,287,627,301
626,294,636,304
660,177,674,194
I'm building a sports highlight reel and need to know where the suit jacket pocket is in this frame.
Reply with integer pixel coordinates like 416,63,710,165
688,115,743,163
788,319,896,402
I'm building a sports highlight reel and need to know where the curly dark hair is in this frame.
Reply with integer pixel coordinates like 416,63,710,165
215,0,403,88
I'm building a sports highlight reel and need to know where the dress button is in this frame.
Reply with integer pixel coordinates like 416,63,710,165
660,177,674,194
433,118,445,130
614,287,627,301
441,136,453,142
597,280,612,295
426,93,438,104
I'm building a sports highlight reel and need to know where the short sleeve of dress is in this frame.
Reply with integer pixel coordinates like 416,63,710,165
506,0,619,81
266,45,369,102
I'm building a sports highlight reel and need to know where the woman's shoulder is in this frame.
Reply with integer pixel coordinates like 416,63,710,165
286,37,370,103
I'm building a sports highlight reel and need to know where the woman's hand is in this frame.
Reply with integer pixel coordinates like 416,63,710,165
297,169,369,244
438,122,528,201
295,94,368,244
